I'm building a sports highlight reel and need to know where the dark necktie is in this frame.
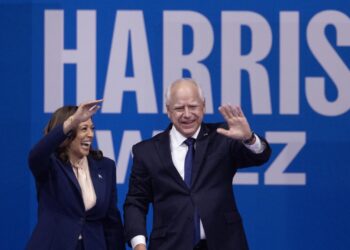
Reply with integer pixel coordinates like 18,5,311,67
184,138,200,245
184,138,195,187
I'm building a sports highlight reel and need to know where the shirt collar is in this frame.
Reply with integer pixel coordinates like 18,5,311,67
170,125,201,148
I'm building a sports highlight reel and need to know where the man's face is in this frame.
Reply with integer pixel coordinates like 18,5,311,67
166,81,205,138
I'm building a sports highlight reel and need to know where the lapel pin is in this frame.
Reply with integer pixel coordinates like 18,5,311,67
98,174,103,179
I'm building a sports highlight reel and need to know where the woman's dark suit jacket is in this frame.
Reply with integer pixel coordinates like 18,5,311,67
27,125,125,250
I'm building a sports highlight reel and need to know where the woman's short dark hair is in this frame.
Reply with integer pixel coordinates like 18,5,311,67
45,105,103,162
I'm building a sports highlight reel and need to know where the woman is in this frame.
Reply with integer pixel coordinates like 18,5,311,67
27,100,125,250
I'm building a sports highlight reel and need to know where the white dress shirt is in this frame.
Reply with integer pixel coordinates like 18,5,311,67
131,126,264,249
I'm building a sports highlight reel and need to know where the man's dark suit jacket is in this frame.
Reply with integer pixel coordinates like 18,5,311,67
27,125,125,250
124,123,271,250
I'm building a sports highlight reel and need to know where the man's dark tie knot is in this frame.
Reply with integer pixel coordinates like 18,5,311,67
184,137,196,147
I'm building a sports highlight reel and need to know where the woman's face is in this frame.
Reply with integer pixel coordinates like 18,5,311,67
67,119,94,160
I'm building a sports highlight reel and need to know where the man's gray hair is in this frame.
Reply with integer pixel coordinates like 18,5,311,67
165,78,205,105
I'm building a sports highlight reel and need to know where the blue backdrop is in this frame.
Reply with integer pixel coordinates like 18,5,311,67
1,0,349,249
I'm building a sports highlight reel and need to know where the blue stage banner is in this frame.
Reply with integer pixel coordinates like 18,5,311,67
0,0,349,249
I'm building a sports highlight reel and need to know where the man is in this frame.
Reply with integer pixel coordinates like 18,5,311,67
124,78,271,250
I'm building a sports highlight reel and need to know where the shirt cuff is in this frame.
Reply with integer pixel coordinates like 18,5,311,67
131,235,146,249
243,134,265,154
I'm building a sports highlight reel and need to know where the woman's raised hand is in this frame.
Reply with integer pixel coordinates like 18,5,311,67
63,100,103,134
72,99,103,124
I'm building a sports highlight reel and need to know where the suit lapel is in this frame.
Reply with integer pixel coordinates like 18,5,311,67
60,157,106,211
192,124,210,186
60,161,81,193
155,127,189,189
87,156,106,210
